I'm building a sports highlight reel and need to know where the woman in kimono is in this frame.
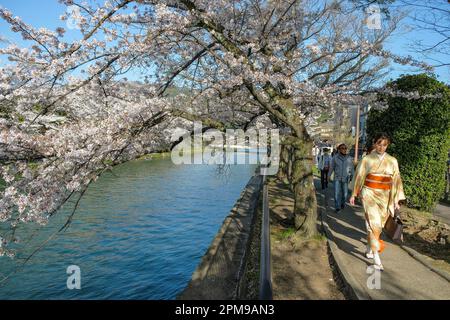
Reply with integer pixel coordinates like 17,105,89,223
349,133,406,271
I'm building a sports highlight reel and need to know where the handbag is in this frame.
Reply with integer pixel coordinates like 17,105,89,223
384,209,403,243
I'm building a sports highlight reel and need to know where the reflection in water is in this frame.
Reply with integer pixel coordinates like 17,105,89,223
0,157,256,299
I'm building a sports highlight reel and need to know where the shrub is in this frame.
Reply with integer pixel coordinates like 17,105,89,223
366,74,450,212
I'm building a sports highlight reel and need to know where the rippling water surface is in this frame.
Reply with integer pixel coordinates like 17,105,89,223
0,156,256,299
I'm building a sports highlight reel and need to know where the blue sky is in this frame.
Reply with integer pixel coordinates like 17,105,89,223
0,1,80,52
0,0,448,84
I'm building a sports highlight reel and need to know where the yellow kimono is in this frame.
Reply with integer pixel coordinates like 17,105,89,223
350,151,406,252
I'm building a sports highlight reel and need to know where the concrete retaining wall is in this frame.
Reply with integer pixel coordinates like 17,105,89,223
177,172,263,300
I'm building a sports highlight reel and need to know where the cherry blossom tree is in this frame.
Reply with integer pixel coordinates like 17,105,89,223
399,0,449,69
0,0,432,258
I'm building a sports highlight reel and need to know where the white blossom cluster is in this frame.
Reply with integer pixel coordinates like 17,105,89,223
0,0,434,256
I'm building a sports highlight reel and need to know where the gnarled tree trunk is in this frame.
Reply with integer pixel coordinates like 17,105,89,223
292,139,318,238
279,132,318,238
263,88,319,237
277,144,290,185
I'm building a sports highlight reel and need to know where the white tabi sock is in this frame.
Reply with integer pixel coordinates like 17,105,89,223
373,252,382,266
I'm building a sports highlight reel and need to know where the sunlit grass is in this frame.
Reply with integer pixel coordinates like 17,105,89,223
279,227,296,239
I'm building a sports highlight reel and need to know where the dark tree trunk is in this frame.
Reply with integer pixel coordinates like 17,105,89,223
287,145,293,182
262,90,318,237
277,134,318,237
278,144,290,184
291,139,318,237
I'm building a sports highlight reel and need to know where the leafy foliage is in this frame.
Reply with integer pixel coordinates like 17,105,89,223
367,74,450,211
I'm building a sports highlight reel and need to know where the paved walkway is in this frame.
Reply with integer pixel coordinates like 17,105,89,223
433,202,450,225
316,180,450,300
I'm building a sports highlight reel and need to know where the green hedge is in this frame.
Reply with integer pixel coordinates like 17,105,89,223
366,74,450,212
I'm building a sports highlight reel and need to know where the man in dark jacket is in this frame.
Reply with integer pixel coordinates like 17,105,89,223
328,143,354,212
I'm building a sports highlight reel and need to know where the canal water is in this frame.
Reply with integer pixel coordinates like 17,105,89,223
0,156,257,299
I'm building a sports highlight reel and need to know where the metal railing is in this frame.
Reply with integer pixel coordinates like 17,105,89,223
259,173,273,300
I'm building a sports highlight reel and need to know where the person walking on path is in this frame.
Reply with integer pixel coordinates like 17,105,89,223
349,133,406,271
328,143,354,212
318,148,332,190
312,145,320,166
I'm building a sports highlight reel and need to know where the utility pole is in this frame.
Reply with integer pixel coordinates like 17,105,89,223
354,105,360,165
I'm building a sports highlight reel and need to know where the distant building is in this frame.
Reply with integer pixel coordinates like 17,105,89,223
307,121,334,141
318,121,334,141
359,103,372,147
334,105,350,130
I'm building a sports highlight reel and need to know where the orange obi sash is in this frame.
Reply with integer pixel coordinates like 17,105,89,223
364,173,392,190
